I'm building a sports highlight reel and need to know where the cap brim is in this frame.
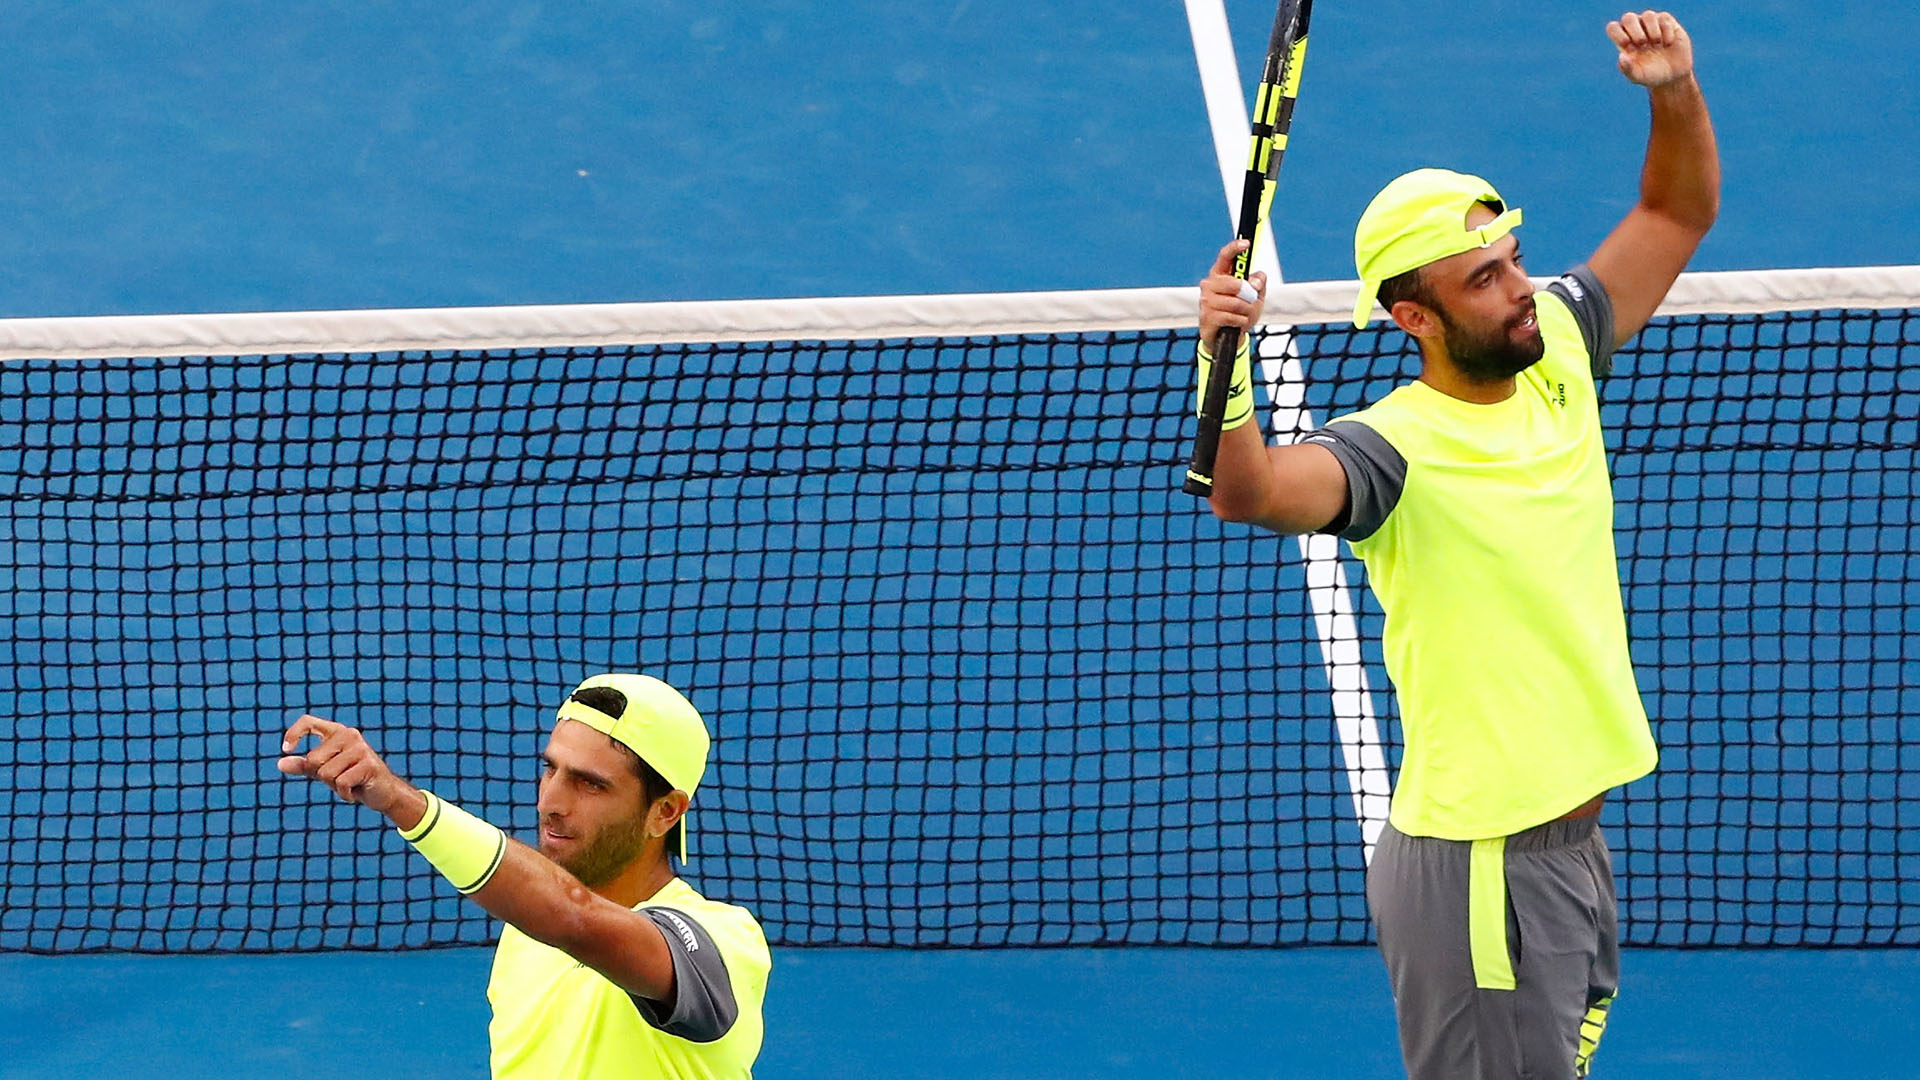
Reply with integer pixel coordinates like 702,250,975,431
1353,282,1380,329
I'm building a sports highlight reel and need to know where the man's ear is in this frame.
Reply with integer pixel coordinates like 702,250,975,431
1388,299,1440,340
649,790,691,838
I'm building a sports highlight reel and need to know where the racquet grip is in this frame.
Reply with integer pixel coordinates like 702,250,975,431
1183,322,1247,496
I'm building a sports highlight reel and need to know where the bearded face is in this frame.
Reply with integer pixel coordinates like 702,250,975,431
536,719,671,888
1438,295,1545,381
541,800,652,886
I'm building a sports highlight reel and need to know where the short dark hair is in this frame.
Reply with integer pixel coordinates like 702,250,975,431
1376,265,1438,315
567,685,682,855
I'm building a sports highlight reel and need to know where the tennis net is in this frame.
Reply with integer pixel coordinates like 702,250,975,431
1,265,1914,952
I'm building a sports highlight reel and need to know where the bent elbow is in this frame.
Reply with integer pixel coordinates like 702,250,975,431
1657,198,1718,238
1211,490,1324,537
1701,197,1720,232
1207,490,1258,525
526,880,600,954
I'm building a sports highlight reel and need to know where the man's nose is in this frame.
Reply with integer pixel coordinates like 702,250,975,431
1505,263,1536,304
537,776,566,817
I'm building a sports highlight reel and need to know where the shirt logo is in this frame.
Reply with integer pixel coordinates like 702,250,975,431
1558,274,1585,301
1553,381,1567,408
657,909,701,953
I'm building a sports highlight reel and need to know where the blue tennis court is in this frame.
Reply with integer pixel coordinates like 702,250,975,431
0,1,1912,315
3,3,1917,1078
9,948,1918,1077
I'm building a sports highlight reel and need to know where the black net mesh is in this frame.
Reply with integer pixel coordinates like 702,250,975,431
0,302,1914,953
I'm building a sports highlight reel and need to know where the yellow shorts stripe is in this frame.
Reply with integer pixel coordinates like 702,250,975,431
1468,836,1516,990
1574,993,1615,1078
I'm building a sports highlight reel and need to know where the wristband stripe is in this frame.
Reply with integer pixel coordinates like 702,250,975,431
400,790,509,896
456,832,509,895
399,790,444,843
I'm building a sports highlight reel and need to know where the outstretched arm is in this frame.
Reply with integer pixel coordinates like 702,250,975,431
278,715,679,1002
1197,239,1351,535
1586,9,1720,347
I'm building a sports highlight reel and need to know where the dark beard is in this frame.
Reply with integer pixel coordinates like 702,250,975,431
1443,307,1545,381
551,810,651,887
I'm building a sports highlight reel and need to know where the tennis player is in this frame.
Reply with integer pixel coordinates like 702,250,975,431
278,673,769,1079
1196,11,1715,1079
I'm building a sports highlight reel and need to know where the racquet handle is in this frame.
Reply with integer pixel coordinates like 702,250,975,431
1183,320,1246,497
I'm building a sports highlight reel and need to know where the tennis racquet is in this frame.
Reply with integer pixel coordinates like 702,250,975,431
1183,0,1314,498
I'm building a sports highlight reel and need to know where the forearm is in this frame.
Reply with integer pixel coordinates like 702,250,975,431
466,836,601,950
1208,424,1349,535
278,718,676,1001
1192,240,1344,533
1639,74,1719,231
468,841,674,1001
1206,419,1279,524
394,792,675,1000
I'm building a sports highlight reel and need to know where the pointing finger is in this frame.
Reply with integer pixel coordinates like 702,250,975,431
281,713,340,754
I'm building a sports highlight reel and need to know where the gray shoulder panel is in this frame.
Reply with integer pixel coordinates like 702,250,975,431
1298,420,1406,542
1543,264,1617,378
630,907,740,1044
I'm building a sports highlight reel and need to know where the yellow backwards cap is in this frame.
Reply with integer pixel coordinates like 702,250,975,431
556,672,710,862
1352,168,1524,328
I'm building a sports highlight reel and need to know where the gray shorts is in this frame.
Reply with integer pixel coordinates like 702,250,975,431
1366,815,1619,1080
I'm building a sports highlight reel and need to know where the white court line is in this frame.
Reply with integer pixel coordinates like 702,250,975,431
1184,0,1392,859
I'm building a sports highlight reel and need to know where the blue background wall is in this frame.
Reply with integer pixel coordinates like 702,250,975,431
0,1,1911,318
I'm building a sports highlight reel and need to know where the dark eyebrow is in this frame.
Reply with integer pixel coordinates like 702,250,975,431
539,754,616,789
576,765,616,787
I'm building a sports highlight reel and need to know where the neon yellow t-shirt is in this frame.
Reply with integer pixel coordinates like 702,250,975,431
487,877,770,1079
1316,273,1657,839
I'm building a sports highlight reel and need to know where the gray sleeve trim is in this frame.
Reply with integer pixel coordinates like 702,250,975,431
629,907,740,1044
1543,264,1617,378
1298,420,1405,542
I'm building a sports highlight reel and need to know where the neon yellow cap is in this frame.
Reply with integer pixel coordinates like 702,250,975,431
1352,168,1524,328
556,672,710,861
